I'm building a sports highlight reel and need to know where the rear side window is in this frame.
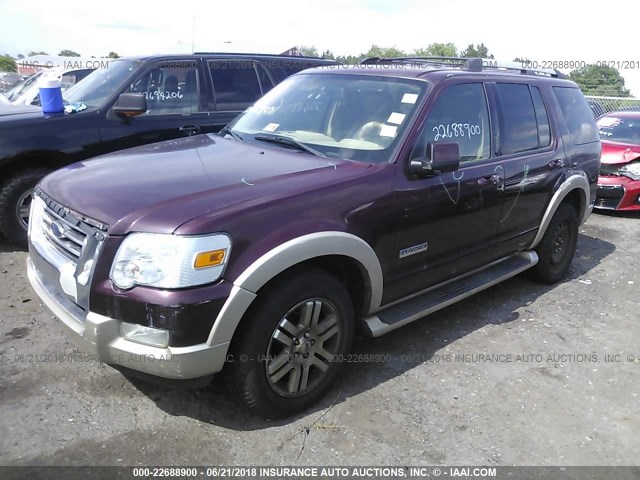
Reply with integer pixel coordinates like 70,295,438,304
255,63,274,94
530,86,551,147
209,61,263,111
553,87,600,145
266,60,324,83
495,83,538,154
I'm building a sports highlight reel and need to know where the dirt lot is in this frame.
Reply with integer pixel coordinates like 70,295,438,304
0,211,638,467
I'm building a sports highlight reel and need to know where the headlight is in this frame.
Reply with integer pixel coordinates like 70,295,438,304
110,233,231,289
619,161,640,181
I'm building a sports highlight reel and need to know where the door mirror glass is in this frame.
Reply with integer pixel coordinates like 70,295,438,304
112,92,147,117
410,142,460,176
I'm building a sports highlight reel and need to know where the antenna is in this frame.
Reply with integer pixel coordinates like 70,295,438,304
191,16,195,54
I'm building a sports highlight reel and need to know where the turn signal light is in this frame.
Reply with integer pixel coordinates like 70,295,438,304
194,249,226,269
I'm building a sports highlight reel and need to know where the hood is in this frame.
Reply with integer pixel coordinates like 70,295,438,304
0,103,46,118
40,134,372,235
601,141,640,165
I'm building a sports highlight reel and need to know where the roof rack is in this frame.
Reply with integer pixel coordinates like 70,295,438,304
358,56,566,78
191,52,326,59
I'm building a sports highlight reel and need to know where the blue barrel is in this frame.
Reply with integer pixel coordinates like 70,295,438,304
38,76,64,113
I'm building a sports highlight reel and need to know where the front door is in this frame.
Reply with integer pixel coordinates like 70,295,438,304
97,58,217,154
386,82,504,304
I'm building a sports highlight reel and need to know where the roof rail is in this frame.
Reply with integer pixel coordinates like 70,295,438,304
191,52,326,59
193,51,270,55
358,56,566,78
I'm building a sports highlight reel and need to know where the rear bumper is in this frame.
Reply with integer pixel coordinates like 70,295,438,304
596,176,640,211
27,256,229,379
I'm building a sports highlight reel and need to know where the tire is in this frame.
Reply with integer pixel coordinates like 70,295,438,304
0,168,51,246
531,203,578,284
228,268,355,419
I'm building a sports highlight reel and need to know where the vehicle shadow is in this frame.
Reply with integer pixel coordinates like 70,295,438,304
0,239,26,253
592,209,640,219
125,231,615,430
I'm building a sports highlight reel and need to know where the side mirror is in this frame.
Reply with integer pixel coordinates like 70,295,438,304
112,92,147,118
409,142,461,176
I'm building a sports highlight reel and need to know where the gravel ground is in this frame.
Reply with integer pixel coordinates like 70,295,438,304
0,211,638,467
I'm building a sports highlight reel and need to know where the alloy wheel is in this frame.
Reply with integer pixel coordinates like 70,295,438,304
265,298,341,397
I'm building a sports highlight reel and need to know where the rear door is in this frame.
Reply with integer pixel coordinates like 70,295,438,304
493,82,569,255
206,59,274,127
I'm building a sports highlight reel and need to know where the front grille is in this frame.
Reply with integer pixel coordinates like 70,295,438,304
32,191,108,313
599,164,620,176
42,204,86,261
594,197,621,210
36,193,108,266
595,184,625,210
41,199,91,262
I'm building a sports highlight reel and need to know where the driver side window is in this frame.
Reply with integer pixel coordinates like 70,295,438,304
417,83,491,162
127,61,200,116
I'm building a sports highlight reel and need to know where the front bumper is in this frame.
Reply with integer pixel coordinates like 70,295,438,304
596,175,640,211
27,256,229,379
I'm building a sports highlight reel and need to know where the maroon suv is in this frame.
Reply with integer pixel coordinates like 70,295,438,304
27,58,601,418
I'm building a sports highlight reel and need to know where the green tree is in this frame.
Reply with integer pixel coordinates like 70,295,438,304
335,54,359,65
513,57,534,68
461,43,494,59
28,51,48,56
0,55,17,72
361,44,406,59
320,50,335,60
17,54,24,59
569,64,631,97
58,49,81,57
106,52,120,59
413,42,458,57
299,45,319,57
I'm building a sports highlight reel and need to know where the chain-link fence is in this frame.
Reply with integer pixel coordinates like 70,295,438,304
585,95,640,118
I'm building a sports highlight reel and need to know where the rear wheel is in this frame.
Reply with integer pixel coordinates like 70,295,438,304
532,203,578,284
0,168,51,246
228,269,354,418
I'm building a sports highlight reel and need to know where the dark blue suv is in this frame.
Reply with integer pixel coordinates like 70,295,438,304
0,53,336,245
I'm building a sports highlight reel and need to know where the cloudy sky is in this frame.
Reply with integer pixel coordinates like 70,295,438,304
2,0,640,95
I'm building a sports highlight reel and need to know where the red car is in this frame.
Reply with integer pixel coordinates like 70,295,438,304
595,112,640,211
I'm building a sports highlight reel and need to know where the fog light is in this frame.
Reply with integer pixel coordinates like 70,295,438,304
120,322,169,348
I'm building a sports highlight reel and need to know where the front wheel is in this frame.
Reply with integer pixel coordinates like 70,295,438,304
532,203,578,284
228,269,354,418
0,168,51,246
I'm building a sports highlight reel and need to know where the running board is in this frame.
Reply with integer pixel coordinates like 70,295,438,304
360,251,538,337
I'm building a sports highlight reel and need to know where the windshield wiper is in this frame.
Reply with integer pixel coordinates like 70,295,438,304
219,126,244,142
254,134,326,157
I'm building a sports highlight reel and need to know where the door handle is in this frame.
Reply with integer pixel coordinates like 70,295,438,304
548,159,565,170
180,125,201,135
477,174,500,187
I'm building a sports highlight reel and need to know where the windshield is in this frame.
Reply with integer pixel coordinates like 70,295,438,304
598,115,640,144
229,73,426,163
4,72,42,101
64,60,138,108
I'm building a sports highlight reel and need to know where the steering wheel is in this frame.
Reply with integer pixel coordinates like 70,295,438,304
355,121,384,141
